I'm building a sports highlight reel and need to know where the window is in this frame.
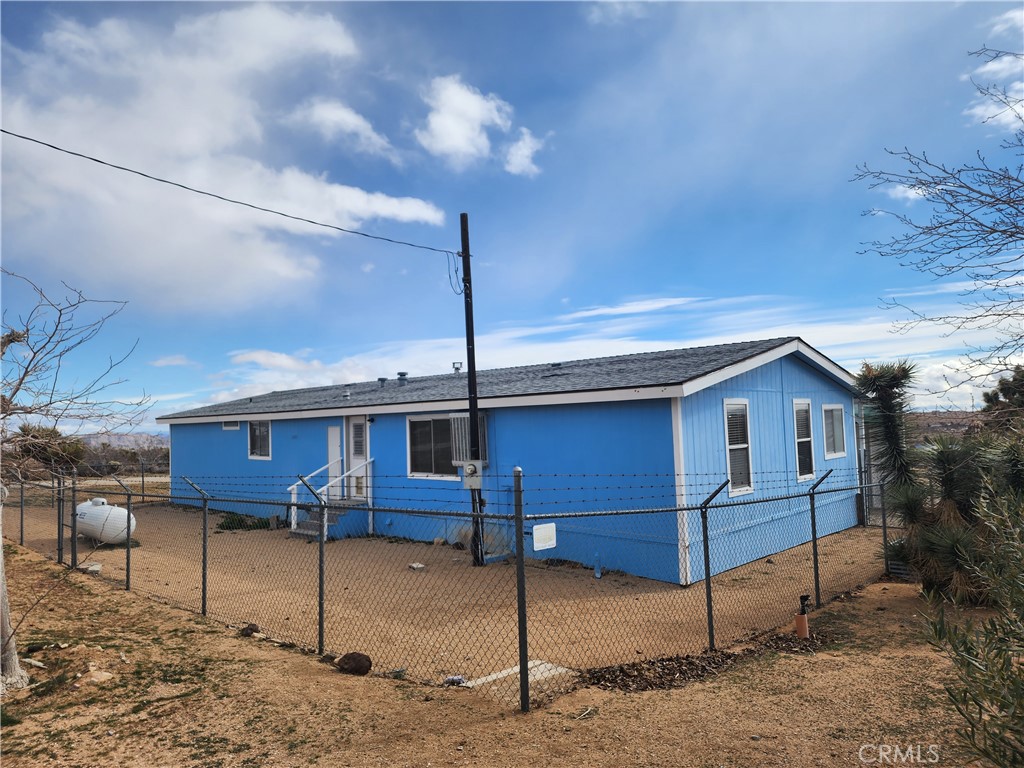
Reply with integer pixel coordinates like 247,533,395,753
248,420,271,459
794,400,814,480
823,404,846,458
222,421,240,430
724,400,752,494
408,417,456,477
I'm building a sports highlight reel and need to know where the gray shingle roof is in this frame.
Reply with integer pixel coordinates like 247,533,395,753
159,336,815,421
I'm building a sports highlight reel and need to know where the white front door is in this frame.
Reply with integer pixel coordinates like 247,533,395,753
327,426,342,501
346,416,368,499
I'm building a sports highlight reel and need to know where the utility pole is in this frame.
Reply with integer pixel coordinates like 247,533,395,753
460,212,486,567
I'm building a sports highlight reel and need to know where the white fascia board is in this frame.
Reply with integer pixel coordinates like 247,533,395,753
679,339,855,398
156,384,685,425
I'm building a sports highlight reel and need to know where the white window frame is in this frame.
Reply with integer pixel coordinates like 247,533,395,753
406,415,460,481
723,398,753,497
222,421,240,431
247,420,272,461
793,399,814,482
822,404,847,459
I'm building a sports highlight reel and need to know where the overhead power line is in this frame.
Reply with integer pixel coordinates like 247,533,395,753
0,128,458,257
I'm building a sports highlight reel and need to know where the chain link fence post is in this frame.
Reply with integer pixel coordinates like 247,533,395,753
513,467,529,713
297,474,327,656
808,469,832,610
56,473,64,565
880,484,890,576
70,469,79,569
125,489,133,590
111,475,135,591
319,499,326,656
202,494,209,615
700,479,730,652
182,477,211,616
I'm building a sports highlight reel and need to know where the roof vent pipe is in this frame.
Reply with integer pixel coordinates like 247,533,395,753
378,377,387,388
397,372,408,386
343,390,351,400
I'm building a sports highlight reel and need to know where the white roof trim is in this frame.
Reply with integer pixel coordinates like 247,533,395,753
158,339,856,426
157,384,685,424
680,339,855,397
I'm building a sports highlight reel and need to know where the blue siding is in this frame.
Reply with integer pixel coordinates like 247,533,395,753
371,400,680,582
495,400,679,583
169,418,369,538
166,352,860,585
680,356,859,580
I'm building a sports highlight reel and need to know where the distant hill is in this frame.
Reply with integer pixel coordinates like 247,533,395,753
78,433,170,450
906,410,981,441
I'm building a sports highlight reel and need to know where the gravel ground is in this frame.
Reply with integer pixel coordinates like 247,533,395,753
7,497,887,707
0,544,970,767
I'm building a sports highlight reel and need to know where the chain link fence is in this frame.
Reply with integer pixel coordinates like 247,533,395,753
4,470,892,709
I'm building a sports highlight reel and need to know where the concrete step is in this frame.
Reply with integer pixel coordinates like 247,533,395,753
288,510,342,538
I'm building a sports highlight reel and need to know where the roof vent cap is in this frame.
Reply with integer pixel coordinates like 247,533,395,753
397,371,408,386
378,377,387,388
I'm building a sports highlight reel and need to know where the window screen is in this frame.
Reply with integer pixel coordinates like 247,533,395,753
794,401,813,479
823,405,846,457
408,418,455,476
248,420,271,458
725,402,752,491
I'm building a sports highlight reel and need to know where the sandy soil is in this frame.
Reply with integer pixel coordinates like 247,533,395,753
0,543,969,768
7,496,887,707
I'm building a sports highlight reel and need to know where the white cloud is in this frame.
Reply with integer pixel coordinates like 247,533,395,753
504,128,546,177
560,297,700,320
414,75,512,170
962,13,1023,133
361,262,375,273
2,5,444,313
586,2,649,26
988,7,1023,37
287,99,399,164
965,80,1024,132
163,289,1007,418
882,281,978,299
884,184,927,203
230,350,323,373
150,355,199,368
971,54,1023,81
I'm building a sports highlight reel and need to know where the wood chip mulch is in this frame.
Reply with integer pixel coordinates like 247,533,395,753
579,630,832,693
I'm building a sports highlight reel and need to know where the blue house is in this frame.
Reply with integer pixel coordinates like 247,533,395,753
157,337,862,585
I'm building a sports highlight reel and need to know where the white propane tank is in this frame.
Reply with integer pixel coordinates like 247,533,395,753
75,498,136,545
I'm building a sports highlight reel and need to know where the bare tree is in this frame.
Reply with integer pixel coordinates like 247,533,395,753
854,48,1024,385
1,271,149,693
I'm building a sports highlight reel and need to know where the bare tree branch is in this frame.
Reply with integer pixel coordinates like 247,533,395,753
2,269,151,471
1,270,150,691
853,48,1024,389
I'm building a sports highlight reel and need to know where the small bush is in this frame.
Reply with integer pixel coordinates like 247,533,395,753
215,513,271,532
929,491,1024,767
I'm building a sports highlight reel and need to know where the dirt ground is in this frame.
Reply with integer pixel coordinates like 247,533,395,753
1,542,970,767
7,499,886,705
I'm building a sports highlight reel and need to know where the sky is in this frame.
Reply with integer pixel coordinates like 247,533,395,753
1,1,1021,435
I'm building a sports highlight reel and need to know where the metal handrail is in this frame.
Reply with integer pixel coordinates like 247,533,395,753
290,458,375,530
287,457,343,492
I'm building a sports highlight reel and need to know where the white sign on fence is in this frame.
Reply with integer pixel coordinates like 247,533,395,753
532,523,556,552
